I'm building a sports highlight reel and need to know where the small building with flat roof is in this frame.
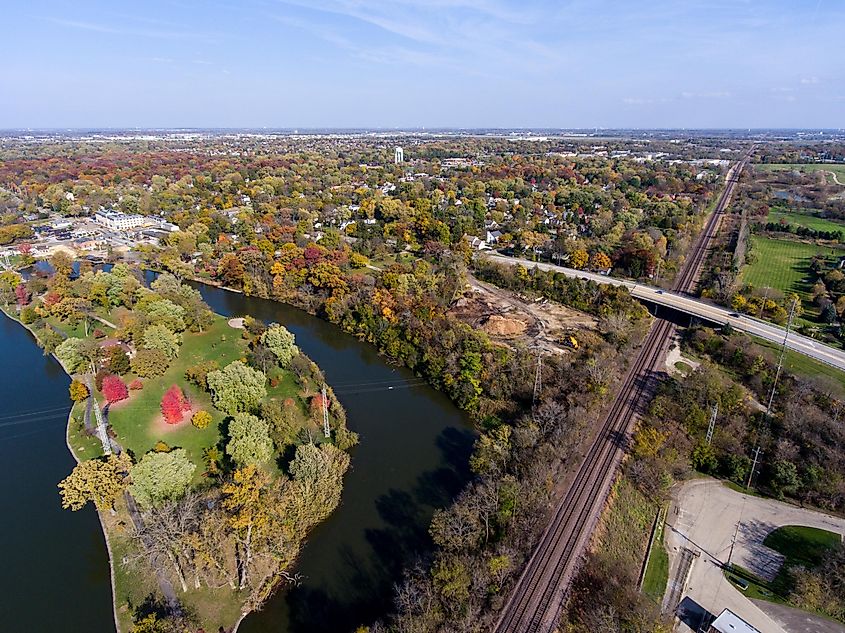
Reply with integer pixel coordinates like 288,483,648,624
708,609,760,633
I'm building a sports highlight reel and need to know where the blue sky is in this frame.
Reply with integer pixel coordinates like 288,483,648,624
2,0,843,128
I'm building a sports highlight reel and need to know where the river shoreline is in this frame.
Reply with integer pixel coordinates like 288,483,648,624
0,306,124,633
5,267,475,633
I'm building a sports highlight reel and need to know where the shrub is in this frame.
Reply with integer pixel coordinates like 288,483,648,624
93,328,105,339
129,378,144,390
184,360,219,390
153,441,171,452
191,410,212,430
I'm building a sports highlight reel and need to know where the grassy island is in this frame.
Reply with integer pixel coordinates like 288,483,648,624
3,255,357,633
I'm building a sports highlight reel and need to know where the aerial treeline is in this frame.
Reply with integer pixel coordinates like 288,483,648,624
473,257,649,327
757,220,843,242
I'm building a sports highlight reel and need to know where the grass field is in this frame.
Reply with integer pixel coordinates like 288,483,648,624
767,208,845,234
642,509,669,601
741,236,841,314
757,163,845,184
750,335,845,397
764,525,842,569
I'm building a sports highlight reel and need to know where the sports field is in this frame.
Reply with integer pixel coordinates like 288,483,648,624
767,208,845,234
741,236,840,300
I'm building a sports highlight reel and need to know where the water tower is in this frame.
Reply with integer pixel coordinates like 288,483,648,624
394,146,404,164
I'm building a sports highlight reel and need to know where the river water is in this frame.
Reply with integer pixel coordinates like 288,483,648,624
2,278,474,633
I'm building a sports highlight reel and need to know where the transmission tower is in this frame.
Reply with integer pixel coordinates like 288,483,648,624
706,403,718,445
532,352,544,408
748,298,797,491
765,298,797,416
321,384,331,439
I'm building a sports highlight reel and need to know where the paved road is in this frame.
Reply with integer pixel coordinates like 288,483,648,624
485,253,845,372
666,478,845,633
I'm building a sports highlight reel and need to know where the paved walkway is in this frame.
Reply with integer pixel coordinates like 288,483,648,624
665,478,845,633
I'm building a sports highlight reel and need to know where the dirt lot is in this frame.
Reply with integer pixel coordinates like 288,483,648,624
450,275,597,354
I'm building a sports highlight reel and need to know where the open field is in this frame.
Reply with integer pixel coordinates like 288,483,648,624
757,163,845,185
741,236,842,319
767,208,845,234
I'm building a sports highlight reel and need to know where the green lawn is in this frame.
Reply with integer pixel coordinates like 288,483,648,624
767,208,845,234
741,236,842,322
750,335,845,398
764,525,842,569
757,163,845,184
724,525,842,606
104,317,248,472
642,509,669,601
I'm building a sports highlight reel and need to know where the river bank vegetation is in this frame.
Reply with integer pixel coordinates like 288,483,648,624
4,135,839,631
6,256,356,632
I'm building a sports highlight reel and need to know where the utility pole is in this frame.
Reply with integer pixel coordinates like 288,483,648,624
321,384,331,439
706,403,718,445
726,521,740,568
746,445,761,491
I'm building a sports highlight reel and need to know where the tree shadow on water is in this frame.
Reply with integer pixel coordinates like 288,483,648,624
283,426,476,633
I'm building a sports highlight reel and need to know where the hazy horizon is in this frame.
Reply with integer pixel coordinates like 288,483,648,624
3,1,843,129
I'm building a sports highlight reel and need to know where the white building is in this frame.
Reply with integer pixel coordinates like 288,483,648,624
394,147,404,164
94,210,150,231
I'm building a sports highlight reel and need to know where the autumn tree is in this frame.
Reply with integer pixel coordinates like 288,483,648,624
589,252,612,271
221,465,271,589
161,385,190,425
206,362,266,415
69,380,89,402
217,253,245,287
131,349,170,378
102,375,129,404
105,345,131,375
570,249,589,269
58,453,132,513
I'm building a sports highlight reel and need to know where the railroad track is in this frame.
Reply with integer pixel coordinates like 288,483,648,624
673,152,751,295
493,154,751,633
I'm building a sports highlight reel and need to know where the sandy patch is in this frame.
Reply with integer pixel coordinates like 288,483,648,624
228,317,246,329
482,314,527,337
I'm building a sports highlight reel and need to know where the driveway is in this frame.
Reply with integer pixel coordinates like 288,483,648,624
664,478,845,633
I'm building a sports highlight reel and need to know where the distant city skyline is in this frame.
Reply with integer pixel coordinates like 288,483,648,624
2,0,843,129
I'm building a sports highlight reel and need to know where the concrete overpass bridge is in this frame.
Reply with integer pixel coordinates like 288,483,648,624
486,253,845,373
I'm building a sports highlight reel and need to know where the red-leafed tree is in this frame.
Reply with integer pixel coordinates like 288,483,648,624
102,375,129,404
15,283,30,306
161,385,189,424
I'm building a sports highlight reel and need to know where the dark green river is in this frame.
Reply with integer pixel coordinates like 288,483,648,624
1,280,473,632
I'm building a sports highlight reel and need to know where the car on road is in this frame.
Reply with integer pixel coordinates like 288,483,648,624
728,312,741,318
